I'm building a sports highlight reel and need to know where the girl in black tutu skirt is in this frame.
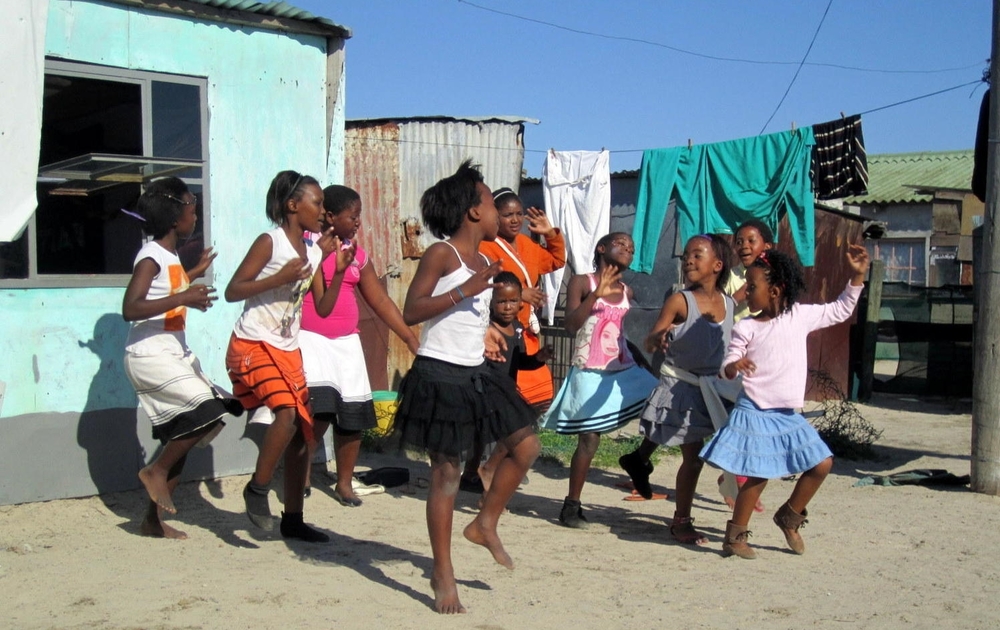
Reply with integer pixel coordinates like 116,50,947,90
395,160,540,614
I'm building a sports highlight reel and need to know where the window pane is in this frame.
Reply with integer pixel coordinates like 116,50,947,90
41,75,142,164
152,81,202,159
0,229,30,279
35,183,144,274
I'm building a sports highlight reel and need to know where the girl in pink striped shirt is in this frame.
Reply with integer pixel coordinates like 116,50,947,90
700,244,870,559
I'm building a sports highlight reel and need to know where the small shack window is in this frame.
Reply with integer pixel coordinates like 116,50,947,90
867,238,927,286
0,61,208,288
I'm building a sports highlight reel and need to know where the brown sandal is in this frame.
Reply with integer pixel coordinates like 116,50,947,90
670,515,708,546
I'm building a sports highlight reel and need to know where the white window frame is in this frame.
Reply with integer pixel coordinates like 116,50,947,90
0,60,209,289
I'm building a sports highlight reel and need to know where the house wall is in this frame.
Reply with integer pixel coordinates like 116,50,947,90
0,0,344,505
345,119,527,389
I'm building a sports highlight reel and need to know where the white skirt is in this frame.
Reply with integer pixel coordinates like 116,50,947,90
300,330,376,431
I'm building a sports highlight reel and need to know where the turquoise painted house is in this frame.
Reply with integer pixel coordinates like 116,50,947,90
0,0,351,504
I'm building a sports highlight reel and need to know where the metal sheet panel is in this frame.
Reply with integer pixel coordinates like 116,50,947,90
397,119,526,252
343,117,527,389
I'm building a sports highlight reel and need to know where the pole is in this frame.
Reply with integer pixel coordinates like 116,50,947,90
858,259,884,402
971,0,1000,495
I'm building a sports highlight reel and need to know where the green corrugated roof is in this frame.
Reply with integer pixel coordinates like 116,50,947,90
106,0,351,38
842,149,974,205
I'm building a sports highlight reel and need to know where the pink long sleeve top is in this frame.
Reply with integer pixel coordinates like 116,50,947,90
723,282,863,409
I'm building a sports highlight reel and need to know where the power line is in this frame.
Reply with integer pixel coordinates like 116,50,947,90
857,79,983,115
457,0,983,75
346,78,983,155
759,0,834,135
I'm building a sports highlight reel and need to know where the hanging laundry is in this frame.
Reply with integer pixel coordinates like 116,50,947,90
1,0,49,242
811,114,869,199
632,128,816,273
541,149,611,324
973,88,989,203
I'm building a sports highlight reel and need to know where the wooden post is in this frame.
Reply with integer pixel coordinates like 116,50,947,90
858,259,884,402
971,0,1000,495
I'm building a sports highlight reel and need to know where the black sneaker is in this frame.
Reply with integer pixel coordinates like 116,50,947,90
619,451,654,499
559,498,589,529
243,481,276,531
280,512,330,543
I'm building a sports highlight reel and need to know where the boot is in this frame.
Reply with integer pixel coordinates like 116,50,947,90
773,502,808,554
558,497,589,529
722,520,757,559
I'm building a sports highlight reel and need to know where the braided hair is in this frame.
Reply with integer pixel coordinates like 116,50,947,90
749,249,806,313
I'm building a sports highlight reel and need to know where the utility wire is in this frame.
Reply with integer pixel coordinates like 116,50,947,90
457,0,982,75
347,78,983,155
759,0,833,135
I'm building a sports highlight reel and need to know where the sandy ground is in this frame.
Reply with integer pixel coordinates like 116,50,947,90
2,393,997,630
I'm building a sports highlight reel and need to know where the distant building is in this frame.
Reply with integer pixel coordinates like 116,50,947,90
842,150,981,287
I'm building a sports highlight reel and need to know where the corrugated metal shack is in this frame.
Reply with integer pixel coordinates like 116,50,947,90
520,173,867,401
344,116,538,389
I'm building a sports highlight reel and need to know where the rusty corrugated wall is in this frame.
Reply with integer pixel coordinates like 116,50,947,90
345,117,530,390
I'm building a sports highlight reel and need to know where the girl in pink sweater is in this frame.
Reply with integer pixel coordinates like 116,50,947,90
700,245,870,559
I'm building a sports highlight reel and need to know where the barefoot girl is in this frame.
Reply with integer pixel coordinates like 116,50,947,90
300,184,419,505
225,171,351,542
123,177,239,539
619,234,734,545
541,232,658,529
394,160,541,613
701,245,870,559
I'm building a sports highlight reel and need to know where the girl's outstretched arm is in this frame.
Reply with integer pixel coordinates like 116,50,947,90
122,258,216,321
358,263,419,354
403,243,500,326
644,292,688,353
224,233,311,303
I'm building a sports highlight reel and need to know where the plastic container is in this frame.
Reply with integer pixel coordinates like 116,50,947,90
371,390,398,436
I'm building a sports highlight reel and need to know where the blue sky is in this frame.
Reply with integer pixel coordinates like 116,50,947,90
298,1,990,178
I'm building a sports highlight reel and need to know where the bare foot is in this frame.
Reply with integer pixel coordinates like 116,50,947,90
138,466,177,514
463,518,513,569
140,514,188,539
336,482,361,502
430,574,466,614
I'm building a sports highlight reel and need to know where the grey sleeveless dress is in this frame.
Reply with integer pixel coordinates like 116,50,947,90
639,291,734,446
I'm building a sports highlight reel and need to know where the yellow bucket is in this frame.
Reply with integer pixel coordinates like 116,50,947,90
371,390,397,436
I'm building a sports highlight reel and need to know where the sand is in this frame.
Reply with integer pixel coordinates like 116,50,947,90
2,393,997,630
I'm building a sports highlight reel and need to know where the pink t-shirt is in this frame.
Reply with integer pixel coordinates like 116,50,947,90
301,242,368,339
723,282,862,410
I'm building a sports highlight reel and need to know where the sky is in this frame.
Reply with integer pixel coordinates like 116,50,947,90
296,0,991,178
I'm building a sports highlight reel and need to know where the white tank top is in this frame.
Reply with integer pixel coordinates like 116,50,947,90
418,242,491,366
232,227,321,351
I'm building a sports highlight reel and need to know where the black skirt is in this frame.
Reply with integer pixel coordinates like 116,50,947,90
392,356,537,458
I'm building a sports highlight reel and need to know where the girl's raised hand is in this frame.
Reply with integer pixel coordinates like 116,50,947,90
521,285,546,309
525,206,556,237
334,239,356,273
462,259,503,297
275,258,313,285
594,264,622,299
180,283,217,311
187,247,217,279
316,227,341,260
846,244,871,276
